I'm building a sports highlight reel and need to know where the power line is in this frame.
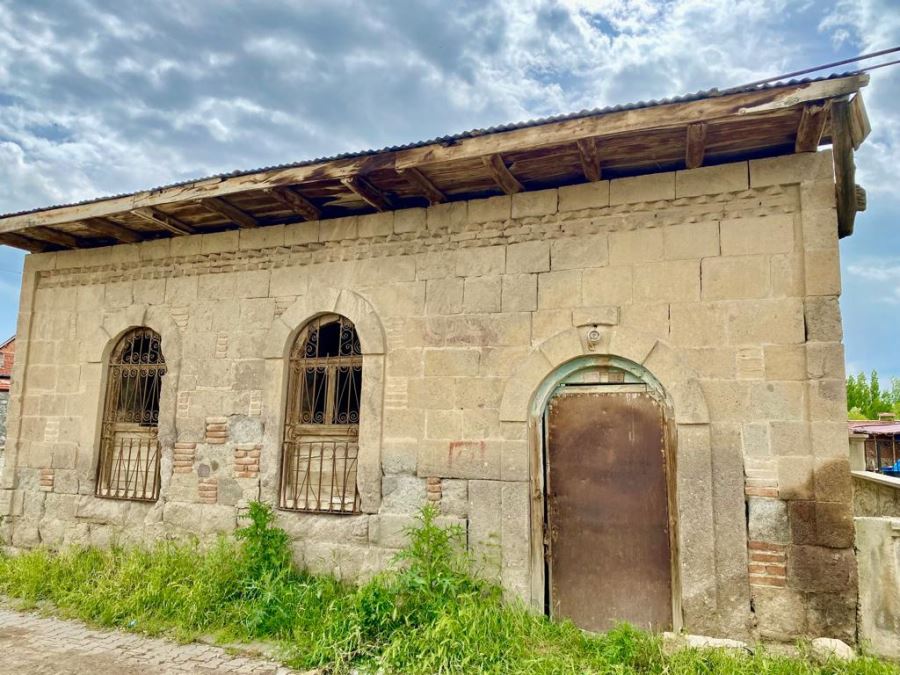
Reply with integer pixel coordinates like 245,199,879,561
728,45,900,91
858,58,900,74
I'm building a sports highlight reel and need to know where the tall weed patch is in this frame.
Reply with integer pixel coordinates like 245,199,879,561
0,503,896,674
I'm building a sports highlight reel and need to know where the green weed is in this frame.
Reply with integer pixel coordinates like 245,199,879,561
0,502,896,674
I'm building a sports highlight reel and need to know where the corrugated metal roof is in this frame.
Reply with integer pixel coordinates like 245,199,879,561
849,421,900,436
0,71,861,221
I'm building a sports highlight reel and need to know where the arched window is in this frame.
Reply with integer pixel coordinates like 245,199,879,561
96,327,165,501
280,314,362,514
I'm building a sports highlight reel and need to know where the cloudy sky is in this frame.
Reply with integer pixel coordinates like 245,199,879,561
0,0,898,377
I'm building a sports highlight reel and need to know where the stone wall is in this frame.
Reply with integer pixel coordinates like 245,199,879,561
855,516,900,659
851,450,900,659
0,150,855,642
854,475,900,518
0,390,7,447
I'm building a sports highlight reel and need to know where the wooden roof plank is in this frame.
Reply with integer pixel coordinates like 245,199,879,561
794,102,829,153
483,154,523,194
131,207,196,236
200,197,259,228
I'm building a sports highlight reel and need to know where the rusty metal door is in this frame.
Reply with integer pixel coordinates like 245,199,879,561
545,388,673,632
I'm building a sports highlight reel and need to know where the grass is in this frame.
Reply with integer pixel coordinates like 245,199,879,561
0,502,896,674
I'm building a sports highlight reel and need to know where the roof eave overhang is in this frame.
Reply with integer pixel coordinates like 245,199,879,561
0,73,870,251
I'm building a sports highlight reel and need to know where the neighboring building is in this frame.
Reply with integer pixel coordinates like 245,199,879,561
848,416,900,658
0,72,874,645
0,335,14,478
849,415,900,474
0,336,14,450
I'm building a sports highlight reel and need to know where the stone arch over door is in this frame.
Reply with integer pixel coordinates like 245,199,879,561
261,286,386,513
498,324,735,635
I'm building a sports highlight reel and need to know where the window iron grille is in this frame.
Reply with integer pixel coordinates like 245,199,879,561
96,327,164,501
280,314,362,514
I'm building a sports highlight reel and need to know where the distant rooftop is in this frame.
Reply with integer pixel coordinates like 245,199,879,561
849,420,900,436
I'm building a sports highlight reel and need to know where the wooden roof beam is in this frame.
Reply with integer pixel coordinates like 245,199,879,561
795,102,829,153
576,138,602,181
685,122,707,169
200,197,259,228
482,154,523,194
341,176,392,212
0,74,868,233
131,207,196,236
266,187,321,221
398,168,446,205
26,226,83,249
0,232,52,252
849,93,871,150
832,99,858,238
83,217,143,243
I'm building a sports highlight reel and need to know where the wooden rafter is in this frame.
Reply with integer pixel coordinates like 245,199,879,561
83,217,143,243
26,226,83,249
131,207,196,236
482,154,523,194
200,196,259,228
0,74,870,237
266,187,321,221
794,102,828,153
0,232,51,252
398,168,446,205
576,138,602,182
341,176,392,212
685,122,707,169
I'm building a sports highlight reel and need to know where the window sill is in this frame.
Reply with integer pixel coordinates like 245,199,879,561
851,470,900,490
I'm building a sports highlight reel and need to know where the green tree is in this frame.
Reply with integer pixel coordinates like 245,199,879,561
847,370,900,419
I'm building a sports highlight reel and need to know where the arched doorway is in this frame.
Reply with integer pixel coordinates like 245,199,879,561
532,356,680,633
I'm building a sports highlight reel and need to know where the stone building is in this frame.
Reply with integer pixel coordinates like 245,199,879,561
0,73,874,643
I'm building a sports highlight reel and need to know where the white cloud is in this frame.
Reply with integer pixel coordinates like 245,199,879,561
3,0,890,217
847,259,900,304
0,0,898,372
820,0,900,196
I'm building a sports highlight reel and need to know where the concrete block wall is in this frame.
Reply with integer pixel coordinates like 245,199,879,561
0,150,855,641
